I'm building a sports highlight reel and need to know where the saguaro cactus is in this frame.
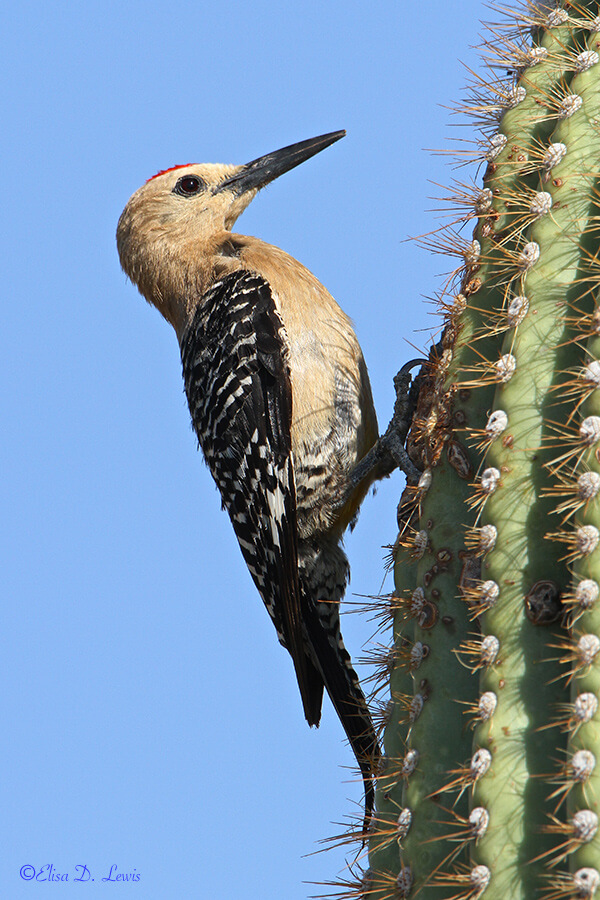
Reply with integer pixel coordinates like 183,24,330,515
363,1,600,897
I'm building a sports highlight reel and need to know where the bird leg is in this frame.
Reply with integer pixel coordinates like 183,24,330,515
341,358,426,507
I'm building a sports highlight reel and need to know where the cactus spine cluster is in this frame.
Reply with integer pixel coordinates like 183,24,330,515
360,2,600,898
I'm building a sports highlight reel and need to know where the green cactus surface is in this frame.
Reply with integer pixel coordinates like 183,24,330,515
363,2,600,898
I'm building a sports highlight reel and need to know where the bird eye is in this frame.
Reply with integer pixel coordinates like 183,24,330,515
174,175,204,196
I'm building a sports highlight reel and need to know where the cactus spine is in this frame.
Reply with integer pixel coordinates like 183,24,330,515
363,2,600,898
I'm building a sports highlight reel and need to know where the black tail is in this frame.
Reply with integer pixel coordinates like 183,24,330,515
301,591,380,833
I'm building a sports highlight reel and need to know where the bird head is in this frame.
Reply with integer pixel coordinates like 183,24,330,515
116,131,345,332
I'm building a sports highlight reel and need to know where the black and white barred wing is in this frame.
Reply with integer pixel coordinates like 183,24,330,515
180,270,321,724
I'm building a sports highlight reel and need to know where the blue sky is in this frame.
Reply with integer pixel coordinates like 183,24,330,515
2,1,485,897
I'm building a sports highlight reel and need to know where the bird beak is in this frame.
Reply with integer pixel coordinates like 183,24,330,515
214,130,346,195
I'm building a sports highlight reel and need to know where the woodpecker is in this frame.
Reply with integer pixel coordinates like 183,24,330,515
117,131,388,827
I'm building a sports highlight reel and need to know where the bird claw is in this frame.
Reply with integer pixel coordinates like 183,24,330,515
339,358,425,507
378,429,422,484
378,358,425,485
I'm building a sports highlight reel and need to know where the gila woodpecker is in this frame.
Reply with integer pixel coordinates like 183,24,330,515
116,131,391,827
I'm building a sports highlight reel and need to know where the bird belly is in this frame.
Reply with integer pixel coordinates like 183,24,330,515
286,332,375,539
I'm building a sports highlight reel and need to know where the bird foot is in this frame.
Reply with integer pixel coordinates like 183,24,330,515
376,359,424,485
339,358,425,509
